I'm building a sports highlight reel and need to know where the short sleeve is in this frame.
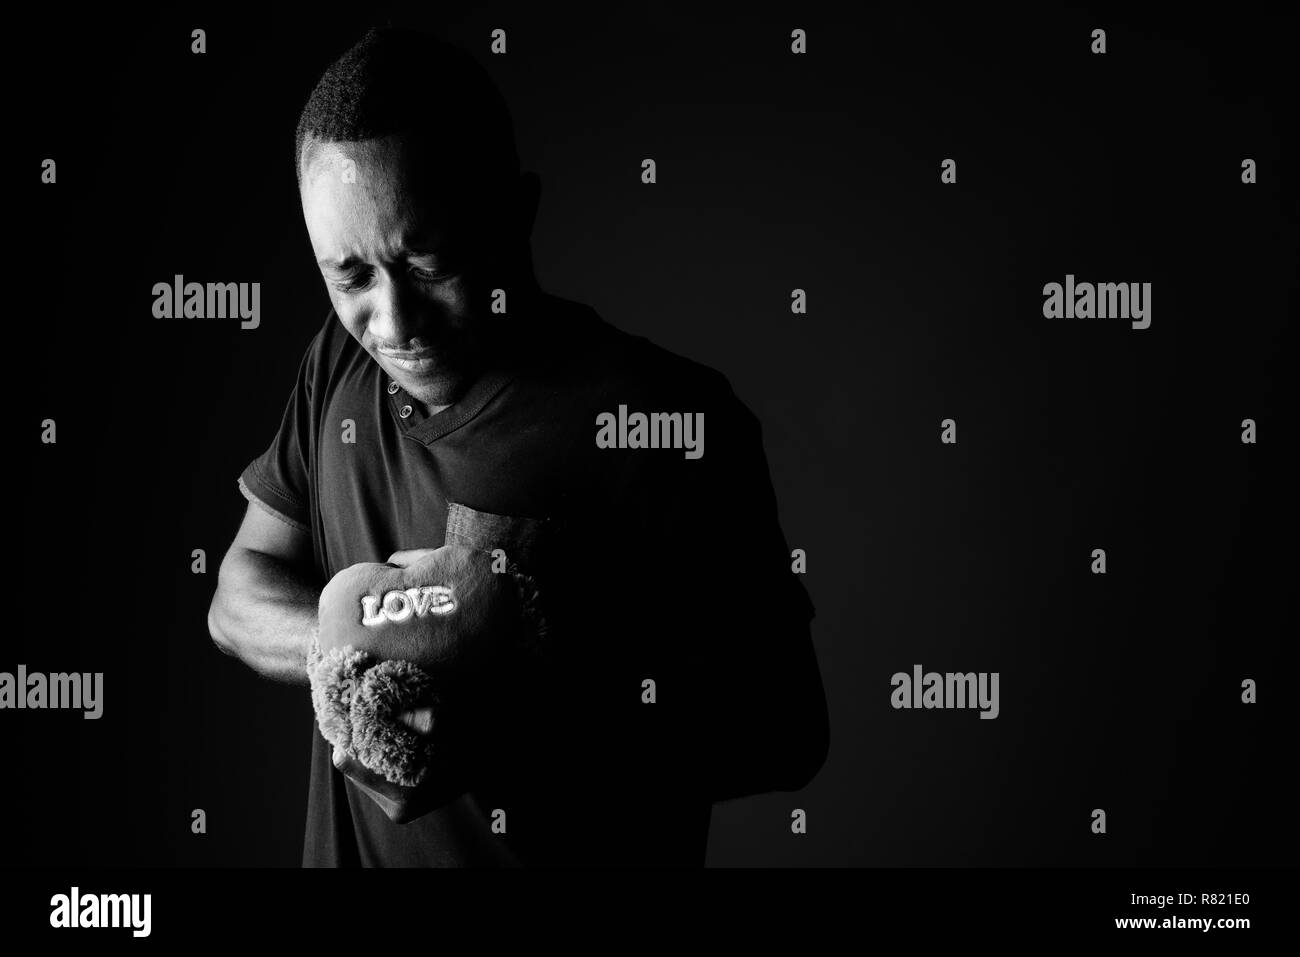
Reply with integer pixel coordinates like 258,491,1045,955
237,324,326,533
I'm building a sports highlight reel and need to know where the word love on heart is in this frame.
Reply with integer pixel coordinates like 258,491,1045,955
360,585,456,626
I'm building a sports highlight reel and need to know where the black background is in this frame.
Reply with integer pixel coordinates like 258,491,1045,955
12,5,1295,868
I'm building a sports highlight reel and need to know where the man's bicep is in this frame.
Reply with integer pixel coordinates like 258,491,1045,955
230,498,313,567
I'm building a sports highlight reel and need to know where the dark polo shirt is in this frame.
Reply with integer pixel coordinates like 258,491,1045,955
237,292,816,867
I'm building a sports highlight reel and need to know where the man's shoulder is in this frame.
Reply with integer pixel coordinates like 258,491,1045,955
291,308,370,401
538,294,741,410
307,306,361,366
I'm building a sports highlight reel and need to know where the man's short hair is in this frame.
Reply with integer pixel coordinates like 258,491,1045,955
294,26,520,192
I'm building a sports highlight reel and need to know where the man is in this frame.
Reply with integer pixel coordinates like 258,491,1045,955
208,25,828,867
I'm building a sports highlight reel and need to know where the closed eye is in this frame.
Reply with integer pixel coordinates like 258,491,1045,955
330,266,374,293
412,266,458,283
409,253,460,282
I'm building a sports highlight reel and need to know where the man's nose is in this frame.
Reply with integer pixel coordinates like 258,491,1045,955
369,273,432,346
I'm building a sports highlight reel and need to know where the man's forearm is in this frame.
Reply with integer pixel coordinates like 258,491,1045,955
208,547,321,685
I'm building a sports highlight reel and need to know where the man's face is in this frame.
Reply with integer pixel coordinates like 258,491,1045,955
300,134,507,411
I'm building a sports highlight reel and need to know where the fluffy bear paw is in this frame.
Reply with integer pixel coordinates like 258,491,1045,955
306,631,441,787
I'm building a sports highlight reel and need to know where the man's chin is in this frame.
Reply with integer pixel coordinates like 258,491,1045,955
374,347,483,410
399,372,471,410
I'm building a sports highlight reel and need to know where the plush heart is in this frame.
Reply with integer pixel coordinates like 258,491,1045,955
317,543,523,680
308,542,547,787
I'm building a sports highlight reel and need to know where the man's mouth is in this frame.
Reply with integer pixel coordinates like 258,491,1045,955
380,347,440,375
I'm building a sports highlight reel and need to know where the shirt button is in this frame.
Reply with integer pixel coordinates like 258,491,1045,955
399,404,413,419
387,381,400,395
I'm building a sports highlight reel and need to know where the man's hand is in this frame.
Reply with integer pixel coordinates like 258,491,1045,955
316,545,516,818
386,548,439,566
330,704,465,824
310,537,543,818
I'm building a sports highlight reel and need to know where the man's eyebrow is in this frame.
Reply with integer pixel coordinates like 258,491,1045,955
318,241,445,269
317,256,362,270
403,238,447,255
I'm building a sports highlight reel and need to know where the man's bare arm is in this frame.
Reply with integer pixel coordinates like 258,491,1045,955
208,501,322,685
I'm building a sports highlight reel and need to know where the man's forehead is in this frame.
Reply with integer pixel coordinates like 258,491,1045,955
300,132,465,191
302,135,486,228
299,133,506,263
302,136,405,192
